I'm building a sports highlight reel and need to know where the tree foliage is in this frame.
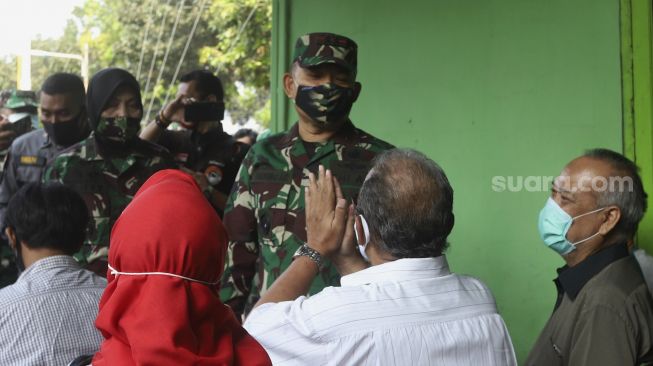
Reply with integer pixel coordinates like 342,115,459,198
0,0,271,127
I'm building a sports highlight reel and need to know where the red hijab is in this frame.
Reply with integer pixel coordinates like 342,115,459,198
92,169,271,366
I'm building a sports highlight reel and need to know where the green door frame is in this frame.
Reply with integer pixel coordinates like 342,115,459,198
271,0,290,133
622,0,653,250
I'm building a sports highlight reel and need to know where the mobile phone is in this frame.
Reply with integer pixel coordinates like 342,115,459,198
6,113,35,136
184,102,224,122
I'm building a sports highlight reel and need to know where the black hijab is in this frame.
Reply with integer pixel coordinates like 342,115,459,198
86,68,142,131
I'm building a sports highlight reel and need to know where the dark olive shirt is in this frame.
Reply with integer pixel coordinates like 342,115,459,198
526,243,653,366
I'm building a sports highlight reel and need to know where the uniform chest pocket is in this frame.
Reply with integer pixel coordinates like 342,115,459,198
80,192,112,247
16,161,46,186
251,165,293,248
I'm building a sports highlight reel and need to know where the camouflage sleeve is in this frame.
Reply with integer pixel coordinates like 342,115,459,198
219,149,259,318
41,155,64,183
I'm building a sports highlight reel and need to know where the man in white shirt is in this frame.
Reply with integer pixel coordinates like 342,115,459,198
244,148,517,366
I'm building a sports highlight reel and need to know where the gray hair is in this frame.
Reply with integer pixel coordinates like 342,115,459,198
583,148,648,241
357,148,455,258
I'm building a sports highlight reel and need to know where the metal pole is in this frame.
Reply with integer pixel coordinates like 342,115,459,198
82,44,89,89
18,51,31,90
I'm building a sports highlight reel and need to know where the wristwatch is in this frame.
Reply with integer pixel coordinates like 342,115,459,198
155,111,171,129
293,243,324,270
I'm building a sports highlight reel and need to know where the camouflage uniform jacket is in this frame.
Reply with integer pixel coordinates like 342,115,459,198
220,120,393,317
158,126,249,216
42,133,177,267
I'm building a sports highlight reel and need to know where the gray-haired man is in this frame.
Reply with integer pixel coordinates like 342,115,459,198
527,148,653,365
244,149,517,365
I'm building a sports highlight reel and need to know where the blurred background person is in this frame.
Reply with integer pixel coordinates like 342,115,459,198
140,70,249,215
0,73,89,288
0,90,39,172
234,128,258,146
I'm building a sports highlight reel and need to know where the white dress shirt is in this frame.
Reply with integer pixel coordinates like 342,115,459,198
245,256,517,366
0,255,106,366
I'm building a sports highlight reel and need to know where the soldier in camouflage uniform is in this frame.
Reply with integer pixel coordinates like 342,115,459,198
220,32,394,318
43,68,176,276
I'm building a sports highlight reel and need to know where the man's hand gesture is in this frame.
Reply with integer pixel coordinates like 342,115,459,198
306,165,368,275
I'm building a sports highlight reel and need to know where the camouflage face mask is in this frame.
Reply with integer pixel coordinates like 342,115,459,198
294,83,355,126
96,116,140,143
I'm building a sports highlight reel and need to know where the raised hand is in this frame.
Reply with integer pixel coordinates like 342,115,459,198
305,165,348,257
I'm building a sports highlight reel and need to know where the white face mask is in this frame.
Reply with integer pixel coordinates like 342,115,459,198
354,214,371,262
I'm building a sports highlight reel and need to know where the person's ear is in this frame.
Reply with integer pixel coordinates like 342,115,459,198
598,206,621,236
5,227,16,250
283,73,297,99
351,82,362,103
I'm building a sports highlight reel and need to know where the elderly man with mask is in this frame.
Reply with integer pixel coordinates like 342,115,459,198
0,74,90,288
220,32,394,320
244,149,517,365
526,148,653,365
43,68,176,276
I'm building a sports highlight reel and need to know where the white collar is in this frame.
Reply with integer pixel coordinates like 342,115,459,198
340,256,450,287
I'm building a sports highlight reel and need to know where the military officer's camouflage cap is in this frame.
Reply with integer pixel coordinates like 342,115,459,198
2,90,38,110
292,32,358,76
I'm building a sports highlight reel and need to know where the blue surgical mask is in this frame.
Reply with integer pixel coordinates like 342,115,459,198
537,197,605,256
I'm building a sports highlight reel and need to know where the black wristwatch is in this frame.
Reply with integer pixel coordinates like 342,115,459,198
293,243,324,270
155,111,170,129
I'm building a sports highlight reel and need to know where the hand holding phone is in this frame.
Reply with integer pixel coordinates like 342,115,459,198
184,102,224,123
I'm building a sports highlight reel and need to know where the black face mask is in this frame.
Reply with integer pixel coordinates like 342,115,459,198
294,83,356,127
43,116,83,147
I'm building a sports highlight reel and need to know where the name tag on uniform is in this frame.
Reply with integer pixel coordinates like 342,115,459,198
252,166,288,183
18,155,45,167
331,161,369,186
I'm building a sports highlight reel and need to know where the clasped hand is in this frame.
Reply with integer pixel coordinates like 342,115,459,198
305,165,366,272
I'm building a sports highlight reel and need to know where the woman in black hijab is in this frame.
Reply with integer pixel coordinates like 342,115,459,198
42,68,176,277
87,68,146,146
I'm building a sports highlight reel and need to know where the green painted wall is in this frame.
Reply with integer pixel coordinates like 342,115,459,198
272,0,624,362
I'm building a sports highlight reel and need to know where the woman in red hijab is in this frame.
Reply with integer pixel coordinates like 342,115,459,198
92,169,271,366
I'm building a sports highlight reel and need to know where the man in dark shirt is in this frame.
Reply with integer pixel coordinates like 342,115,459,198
0,74,90,288
140,70,248,215
527,148,653,365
